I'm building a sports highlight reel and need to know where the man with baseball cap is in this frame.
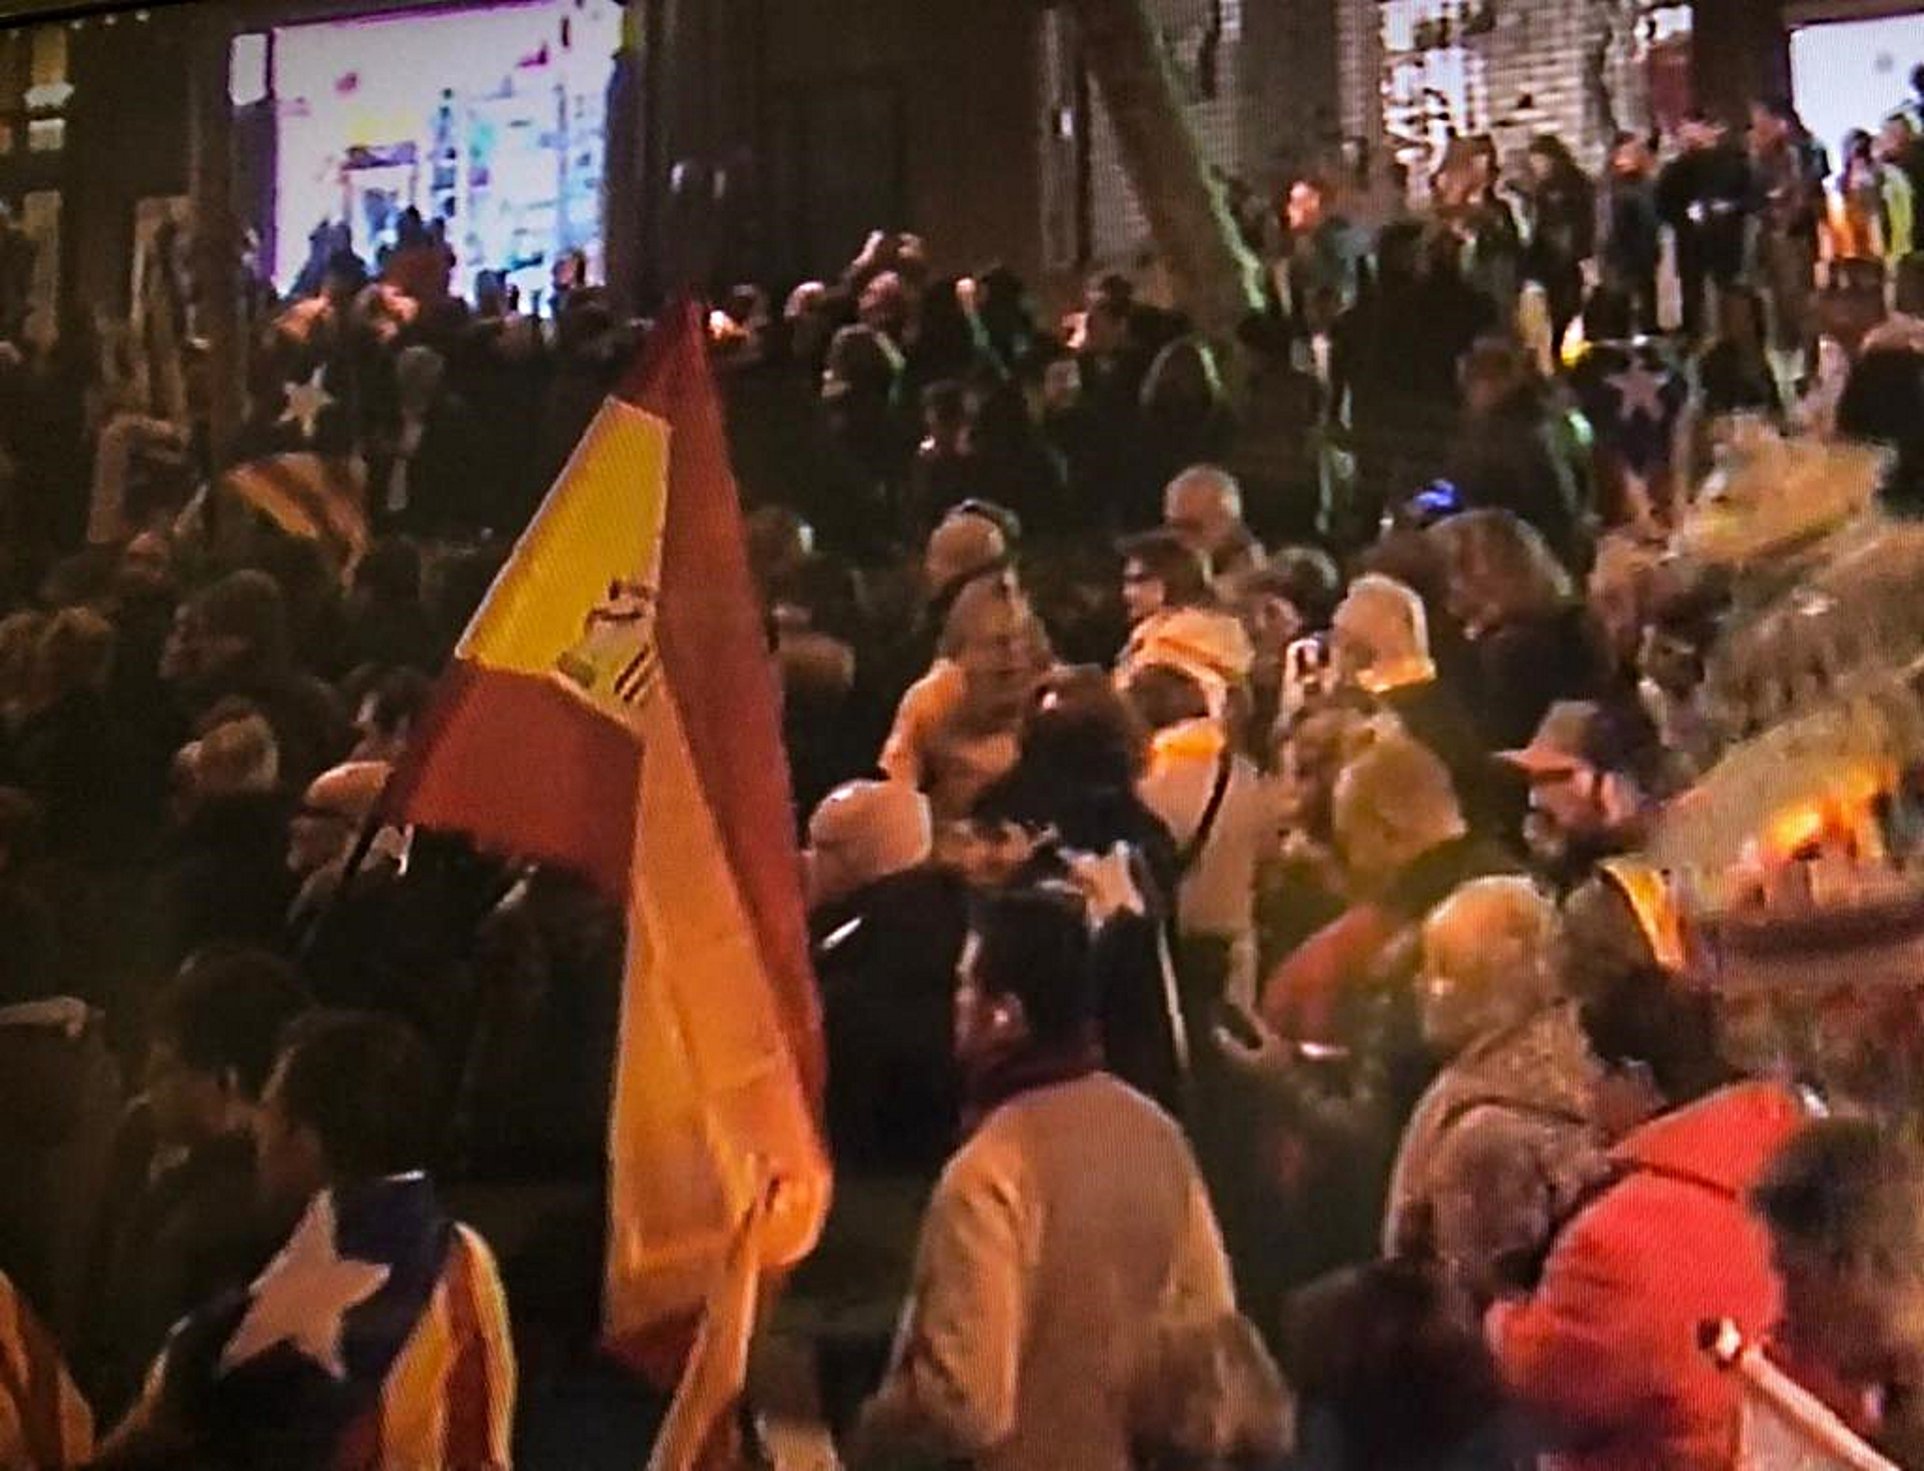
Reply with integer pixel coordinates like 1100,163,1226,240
1499,700,1653,888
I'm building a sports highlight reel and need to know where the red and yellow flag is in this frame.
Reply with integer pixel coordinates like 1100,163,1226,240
0,1270,92,1471
385,304,831,1446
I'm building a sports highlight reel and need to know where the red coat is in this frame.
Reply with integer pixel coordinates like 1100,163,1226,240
1487,1082,1807,1471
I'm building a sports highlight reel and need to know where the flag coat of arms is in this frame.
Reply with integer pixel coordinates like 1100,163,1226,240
384,302,832,1446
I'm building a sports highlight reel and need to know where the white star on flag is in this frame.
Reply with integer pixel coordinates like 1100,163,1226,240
278,367,336,443
1061,842,1148,928
219,1192,390,1381
1607,362,1669,423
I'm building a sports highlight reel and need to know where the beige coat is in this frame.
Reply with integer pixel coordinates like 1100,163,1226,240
856,1073,1236,1471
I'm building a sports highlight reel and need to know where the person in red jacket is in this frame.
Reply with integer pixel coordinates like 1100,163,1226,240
1486,967,1810,1470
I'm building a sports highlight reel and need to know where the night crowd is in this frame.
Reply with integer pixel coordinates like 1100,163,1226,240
8,69,1924,1471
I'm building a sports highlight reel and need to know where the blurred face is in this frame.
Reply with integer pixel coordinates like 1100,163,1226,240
1121,559,1166,624
1681,118,1722,152
160,605,207,684
1523,763,1614,863
954,597,1036,723
351,695,407,763
1165,482,1233,556
1612,138,1652,177
1275,717,1346,830
1595,1057,1663,1142
1082,302,1128,356
144,1037,232,1148
1241,593,1304,661
1042,357,1081,414
1638,626,1702,696
288,802,353,878
1286,182,1326,235
1772,1242,1894,1387
1751,106,1789,149
1418,940,1483,1055
118,537,173,598
252,1057,328,1215
1526,150,1554,185
859,273,909,338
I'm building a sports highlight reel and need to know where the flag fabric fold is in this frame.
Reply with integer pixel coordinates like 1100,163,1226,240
385,302,831,1440
0,1270,93,1471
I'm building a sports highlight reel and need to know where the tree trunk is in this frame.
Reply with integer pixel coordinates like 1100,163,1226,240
1068,0,1264,354
188,11,245,470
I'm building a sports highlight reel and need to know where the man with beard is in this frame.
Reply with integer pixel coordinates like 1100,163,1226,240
1497,701,1653,890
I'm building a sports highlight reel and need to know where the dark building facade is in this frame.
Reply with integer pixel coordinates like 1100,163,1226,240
0,0,1835,330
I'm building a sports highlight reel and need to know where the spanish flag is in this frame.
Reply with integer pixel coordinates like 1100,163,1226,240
385,303,830,1455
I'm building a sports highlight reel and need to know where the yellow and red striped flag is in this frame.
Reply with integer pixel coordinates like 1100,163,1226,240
385,302,831,1452
0,1270,92,1471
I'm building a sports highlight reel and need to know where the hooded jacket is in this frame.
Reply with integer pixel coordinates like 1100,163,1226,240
1487,1081,1808,1471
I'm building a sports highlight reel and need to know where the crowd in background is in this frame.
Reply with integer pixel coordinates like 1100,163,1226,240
6,63,1924,1471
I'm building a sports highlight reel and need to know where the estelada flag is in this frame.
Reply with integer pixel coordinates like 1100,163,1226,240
384,300,830,1400
220,452,371,574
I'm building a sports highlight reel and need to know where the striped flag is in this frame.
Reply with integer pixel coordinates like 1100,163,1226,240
335,1222,516,1469
131,1177,513,1470
219,453,371,573
385,302,832,1453
0,1271,92,1471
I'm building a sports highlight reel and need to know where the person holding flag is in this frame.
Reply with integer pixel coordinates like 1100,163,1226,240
381,300,833,1464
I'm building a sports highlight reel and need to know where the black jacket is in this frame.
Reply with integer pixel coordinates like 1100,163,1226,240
151,794,296,967
812,866,969,1177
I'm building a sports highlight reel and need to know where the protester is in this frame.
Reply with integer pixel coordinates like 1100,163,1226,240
85,948,310,1419
1751,1118,1924,1464
1383,878,1604,1319
1521,135,1598,352
1487,966,1808,1470
851,883,1273,1471
1133,663,1280,1012
1497,701,1654,889
94,1011,515,1470
1658,112,1754,341
879,571,1046,821
8,58,1924,1468
1600,131,1664,334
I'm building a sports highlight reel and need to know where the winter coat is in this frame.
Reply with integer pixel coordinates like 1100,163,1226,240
855,1073,1236,1471
1487,1082,1808,1471
812,866,968,1177
149,793,296,969
0,999,120,1345
1382,1003,1606,1310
